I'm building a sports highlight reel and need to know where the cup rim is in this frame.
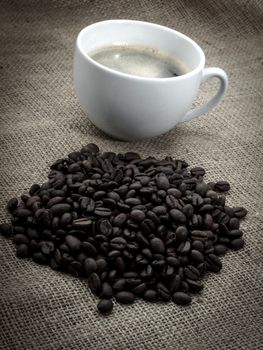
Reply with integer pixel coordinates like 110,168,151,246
76,19,206,81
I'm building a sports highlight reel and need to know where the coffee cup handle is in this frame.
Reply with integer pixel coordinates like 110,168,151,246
181,67,228,123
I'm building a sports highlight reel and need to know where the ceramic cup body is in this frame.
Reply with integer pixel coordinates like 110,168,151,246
74,20,228,140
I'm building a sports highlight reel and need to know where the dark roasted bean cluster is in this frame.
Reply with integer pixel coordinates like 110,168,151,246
0,143,247,314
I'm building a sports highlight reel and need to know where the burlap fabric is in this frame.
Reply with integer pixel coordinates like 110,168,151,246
0,1,262,349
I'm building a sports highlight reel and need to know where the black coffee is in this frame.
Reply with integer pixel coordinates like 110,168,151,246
89,43,190,78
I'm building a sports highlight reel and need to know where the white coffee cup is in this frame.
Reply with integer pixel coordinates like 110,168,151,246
74,20,228,141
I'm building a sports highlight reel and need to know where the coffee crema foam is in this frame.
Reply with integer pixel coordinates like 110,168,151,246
88,43,190,78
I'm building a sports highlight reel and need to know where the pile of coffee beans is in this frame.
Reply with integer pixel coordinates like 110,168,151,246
0,143,247,314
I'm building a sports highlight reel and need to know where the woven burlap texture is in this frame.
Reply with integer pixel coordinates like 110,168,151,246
0,1,262,349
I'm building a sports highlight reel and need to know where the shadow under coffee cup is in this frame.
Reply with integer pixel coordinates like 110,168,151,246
74,20,228,141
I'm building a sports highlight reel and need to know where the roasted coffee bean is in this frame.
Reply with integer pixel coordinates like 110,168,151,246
177,241,191,255
98,219,112,236
13,226,25,235
82,242,97,256
50,189,65,197
140,264,153,279
130,209,146,222
203,213,214,229
214,244,228,256
152,259,165,271
68,261,82,276
122,272,138,279
152,205,167,215
72,218,92,230
88,272,101,294
146,211,161,224
172,292,191,305
124,278,141,289
77,253,88,264
167,256,180,268
125,189,136,199
182,204,194,218
0,223,12,237
65,235,81,252
191,230,210,241
191,240,204,252
7,198,18,213
165,195,178,209
113,278,126,291
230,238,245,250
219,223,230,236
131,283,146,295
205,254,222,272
124,198,141,206
143,289,158,302
13,234,29,245
47,196,64,208
166,188,182,198
93,191,106,200
136,232,149,247
115,256,126,272
184,265,200,280
186,279,203,292
84,258,97,275
170,209,186,223
199,204,214,213
157,283,171,301
191,167,205,177
178,255,189,266
100,282,113,299
195,182,209,197
217,235,230,244
197,262,206,275
155,173,170,190
224,206,234,218
40,241,55,255
21,193,30,203
228,217,240,230
215,181,230,192
115,291,135,304
54,249,62,264
127,242,140,251
14,208,32,219
42,229,52,240
108,250,121,259
141,219,155,234
94,207,112,217
32,252,48,265
150,237,165,254
113,213,127,226
60,212,72,226
29,184,40,196
232,207,247,218
29,239,39,252
179,281,189,293
50,203,70,216
96,258,107,273
139,187,154,195
16,244,29,258
97,299,113,314
175,226,188,241
110,237,127,250
190,250,204,263
84,143,99,154
228,229,243,238
169,275,181,293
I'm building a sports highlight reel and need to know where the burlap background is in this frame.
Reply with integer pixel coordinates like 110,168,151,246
0,1,262,349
